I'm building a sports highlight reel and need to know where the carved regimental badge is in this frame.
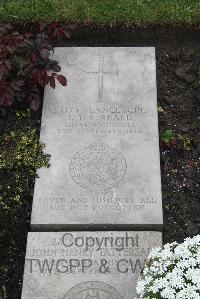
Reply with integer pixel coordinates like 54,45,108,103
69,142,127,192
63,281,124,299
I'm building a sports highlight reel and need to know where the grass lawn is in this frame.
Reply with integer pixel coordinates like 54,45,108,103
0,0,199,24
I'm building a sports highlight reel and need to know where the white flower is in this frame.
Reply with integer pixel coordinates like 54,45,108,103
176,284,200,299
185,268,200,287
160,286,176,299
148,247,162,259
136,280,146,296
135,235,200,299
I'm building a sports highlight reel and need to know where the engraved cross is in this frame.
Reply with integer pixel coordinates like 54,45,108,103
83,57,119,102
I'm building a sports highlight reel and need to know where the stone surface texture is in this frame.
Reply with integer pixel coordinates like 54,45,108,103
31,47,162,229
22,231,162,299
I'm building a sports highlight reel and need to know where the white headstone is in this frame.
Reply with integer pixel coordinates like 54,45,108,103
31,47,162,229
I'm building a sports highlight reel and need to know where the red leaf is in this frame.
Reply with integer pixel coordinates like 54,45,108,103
0,79,12,106
50,21,60,29
11,32,24,44
59,28,66,39
25,32,34,39
0,45,13,58
0,26,8,34
4,59,12,70
28,93,40,111
53,28,65,39
33,69,48,86
40,48,50,59
57,74,67,86
31,53,39,63
0,61,9,77
4,94,12,106
52,28,59,38
50,76,56,89
10,81,21,91
0,93,12,106
5,24,13,31
63,30,71,39
29,84,39,93
39,22,47,32
0,79,7,88
66,24,76,31
15,79,25,87
23,63,33,74
44,76,49,85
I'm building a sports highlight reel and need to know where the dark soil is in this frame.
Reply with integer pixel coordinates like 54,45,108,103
0,24,200,299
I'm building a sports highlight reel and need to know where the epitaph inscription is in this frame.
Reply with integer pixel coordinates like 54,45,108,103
22,232,162,299
31,47,163,229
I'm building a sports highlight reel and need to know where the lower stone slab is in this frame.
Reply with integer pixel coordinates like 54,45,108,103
22,231,162,298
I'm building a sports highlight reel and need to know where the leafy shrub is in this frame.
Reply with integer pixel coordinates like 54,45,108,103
0,109,50,294
0,109,50,208
0,22,75,111
135,235,200,299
